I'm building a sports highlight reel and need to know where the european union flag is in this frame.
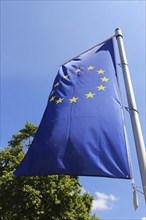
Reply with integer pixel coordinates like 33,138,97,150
14,38,132,179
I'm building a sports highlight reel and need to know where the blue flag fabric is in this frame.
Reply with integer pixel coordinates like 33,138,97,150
14,38,131,179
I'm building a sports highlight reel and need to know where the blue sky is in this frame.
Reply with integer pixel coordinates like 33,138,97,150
1,1,145,219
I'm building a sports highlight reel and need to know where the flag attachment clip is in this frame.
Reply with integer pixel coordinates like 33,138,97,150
132,182,139,210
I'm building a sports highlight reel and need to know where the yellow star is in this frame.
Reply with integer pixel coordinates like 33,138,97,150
50,96,56,102
56,98,64,104
87,65,95,70
100,77,109,82
64,74,70,79
50,90,55,96
85,92,95,98
69,97,78,103
76,68,81,73
97,85,106,91
97,69,105,74
54,82,60,87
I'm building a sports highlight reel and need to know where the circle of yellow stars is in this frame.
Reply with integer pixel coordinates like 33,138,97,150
49,65,110,104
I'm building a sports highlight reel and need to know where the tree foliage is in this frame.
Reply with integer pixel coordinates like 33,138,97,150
0,122,100,220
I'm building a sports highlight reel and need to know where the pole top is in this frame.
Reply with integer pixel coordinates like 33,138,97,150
115,28,123,39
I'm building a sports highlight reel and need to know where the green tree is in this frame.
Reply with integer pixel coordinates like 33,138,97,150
0,122,100,220
90,214,100,220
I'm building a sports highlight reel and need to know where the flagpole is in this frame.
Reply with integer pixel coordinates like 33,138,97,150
115,28,146,201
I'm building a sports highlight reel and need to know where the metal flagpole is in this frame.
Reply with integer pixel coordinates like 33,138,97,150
115,28,146,201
